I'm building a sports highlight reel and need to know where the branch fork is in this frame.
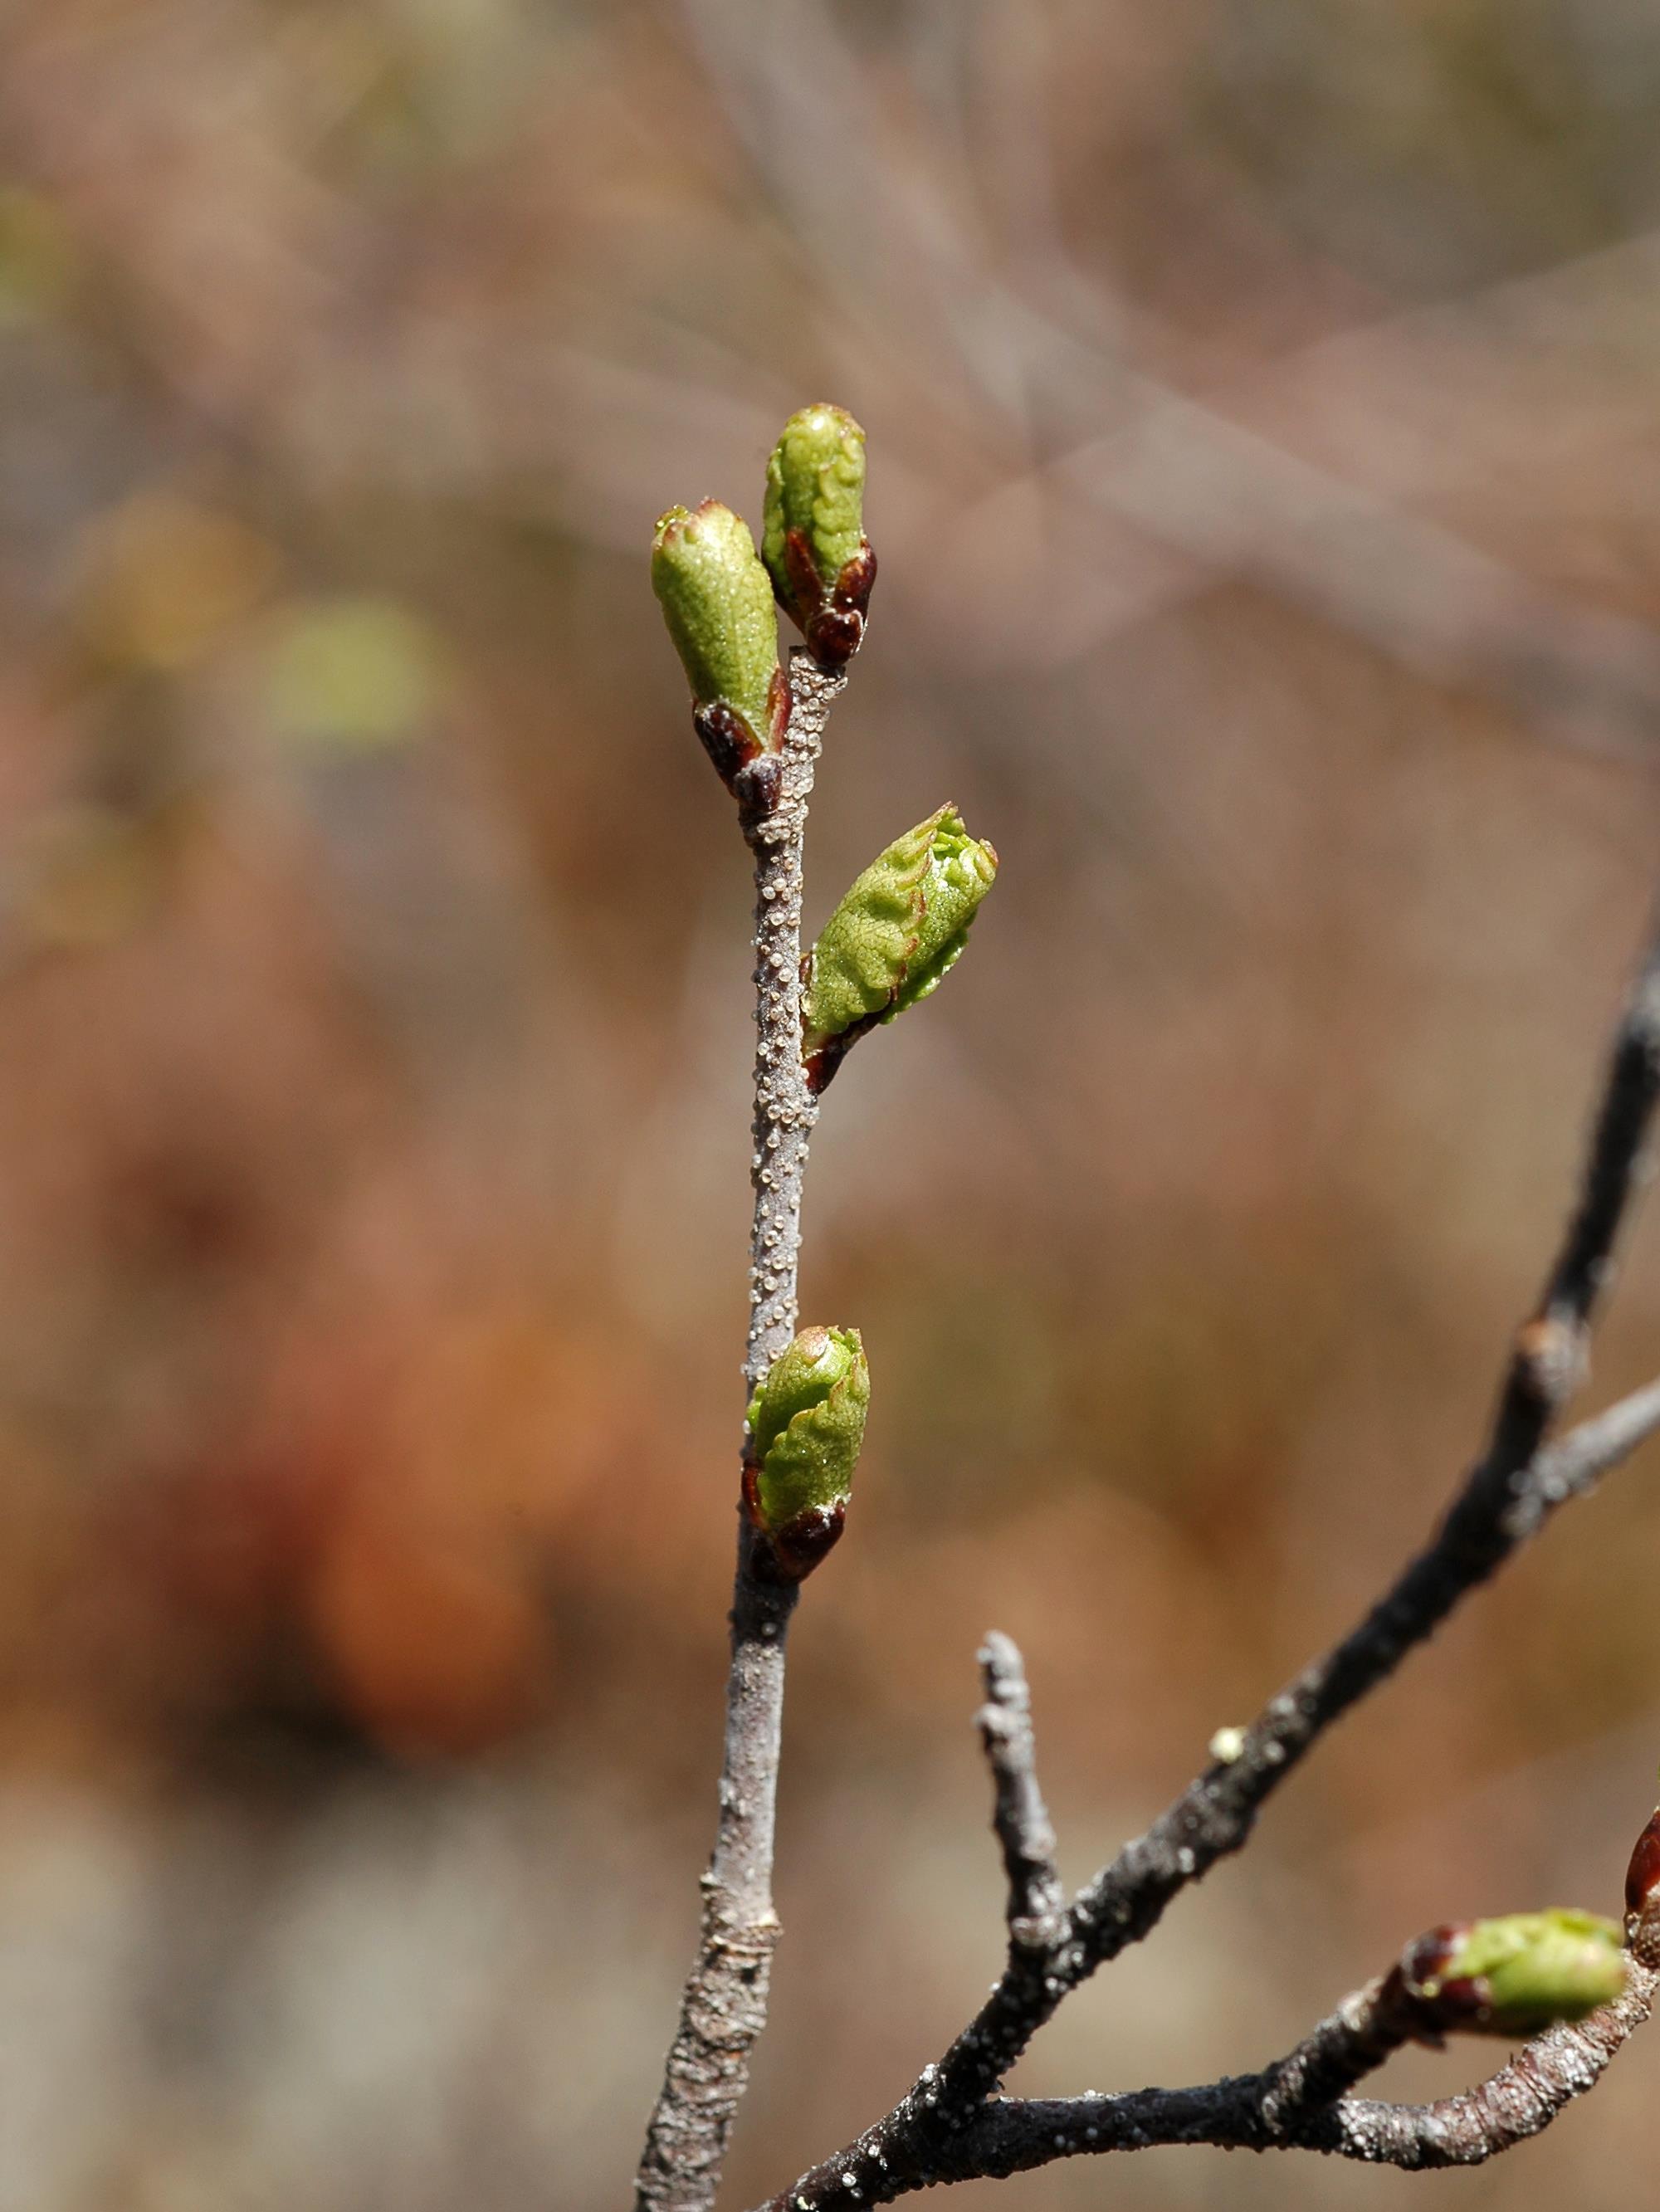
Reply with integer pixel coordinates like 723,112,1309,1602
640,406,1660,2212
750,919,1660,2210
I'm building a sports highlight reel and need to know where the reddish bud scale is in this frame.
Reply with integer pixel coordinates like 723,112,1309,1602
693,664,792,813
1394,1922,1531,2039
741,1460,847,1583
1398,1923,1477,2037
777,529,876,672
801,1002,884,1095
1626,1809,1660,1921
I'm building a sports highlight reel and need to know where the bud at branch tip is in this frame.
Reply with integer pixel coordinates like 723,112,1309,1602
652,499,788,801
763,404,876,671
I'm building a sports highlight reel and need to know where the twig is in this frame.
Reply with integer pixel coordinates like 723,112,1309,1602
749,1376,1660,2210
740,656,844,1389
749,921,1660,2210
959,1953,1658,2173
1291,1952,1659,2166
764,1882,1660,2198
976,1633,1065,1951
948,1907,1660,2180
635,652,846,2212
1501,1373,1660,1539
949,930,1660,2078
1255,1970,1428,2138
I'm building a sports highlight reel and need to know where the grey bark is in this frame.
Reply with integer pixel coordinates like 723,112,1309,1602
634,653,845,2212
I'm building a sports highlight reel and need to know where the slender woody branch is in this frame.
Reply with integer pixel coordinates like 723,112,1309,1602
753,920,1660,2211
945,1903,1660,2181
741,657,844,1389
937,1958,1658,2175
1293,1952,1658,2166
1502,1372,1660,1540
635,652,846,2212
753,1382,1660,2210
1256,1970,1428,2138
757,1648,1660,2208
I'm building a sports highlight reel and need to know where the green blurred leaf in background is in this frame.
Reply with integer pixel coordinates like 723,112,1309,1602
263,596,447,754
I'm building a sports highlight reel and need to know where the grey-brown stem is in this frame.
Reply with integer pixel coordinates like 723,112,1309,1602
743,655,844,1389
635,652,846,2212
1257,1966,1432,2137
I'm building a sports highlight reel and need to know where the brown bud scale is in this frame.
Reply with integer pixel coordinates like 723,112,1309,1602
775,528,877,673
695,666,792,820
1626,1808,1660,1922
695,701,761,791
740,1461,847,1584
802,1006,882,1095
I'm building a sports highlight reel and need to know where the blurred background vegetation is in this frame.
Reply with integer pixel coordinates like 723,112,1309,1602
2,1,1660,2206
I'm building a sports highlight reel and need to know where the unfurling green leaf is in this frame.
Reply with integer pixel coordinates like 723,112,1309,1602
802,804,998,1090
743,1326,869,1580
266,596,442,752
652,500,788,792
1405,1911,1626,2038
764,405,865,598
762,404,875,670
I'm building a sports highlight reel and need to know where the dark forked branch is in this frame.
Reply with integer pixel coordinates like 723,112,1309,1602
935,1960,1659,2180
1255,1968,1435,2140
752,921,1660,2212
949,1902,1660,2184
758,1529,1660,2209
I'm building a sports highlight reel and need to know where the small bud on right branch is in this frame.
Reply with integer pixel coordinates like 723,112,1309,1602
801,804,998,1091
763,404,876,671
1399,1911,1627,2040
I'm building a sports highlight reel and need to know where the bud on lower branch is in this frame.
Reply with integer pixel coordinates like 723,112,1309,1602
743,1326,869,1581
802,804,998,1090
652,500,789,800
763,404,876,671
1400,1911,1626,2039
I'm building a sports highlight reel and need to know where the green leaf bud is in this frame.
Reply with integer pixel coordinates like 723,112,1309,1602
652,500,788,795
743,1326,869,1580
762,404,876,670
801,804,998,1090
1404,1911,1626,2039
